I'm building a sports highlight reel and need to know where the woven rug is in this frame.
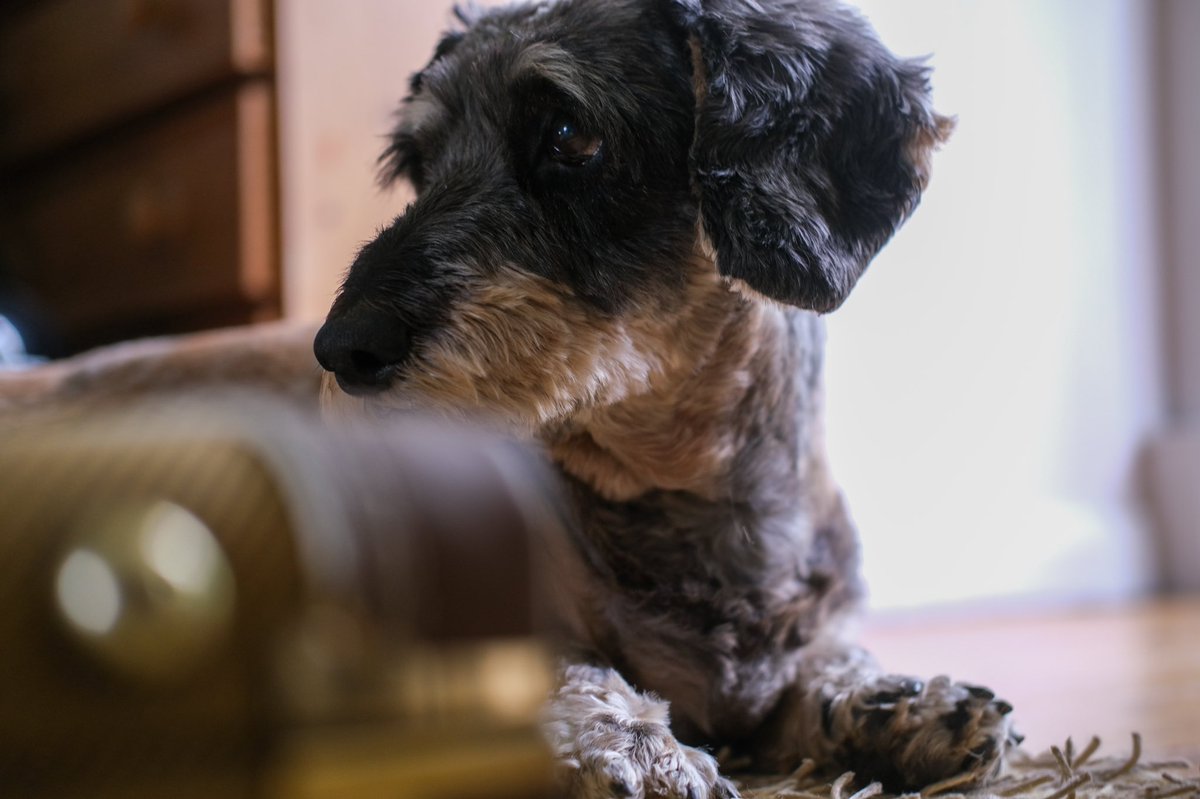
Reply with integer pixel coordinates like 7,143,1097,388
732,735,1198,799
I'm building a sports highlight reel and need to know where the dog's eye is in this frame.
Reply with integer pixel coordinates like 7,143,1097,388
547,119,602,166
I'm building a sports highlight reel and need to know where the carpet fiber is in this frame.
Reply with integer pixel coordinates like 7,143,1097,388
734,735,1198,799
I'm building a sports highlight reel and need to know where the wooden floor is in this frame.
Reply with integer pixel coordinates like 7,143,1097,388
861,597,1200,760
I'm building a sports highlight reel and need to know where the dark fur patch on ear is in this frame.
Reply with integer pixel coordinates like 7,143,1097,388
669,0,953,313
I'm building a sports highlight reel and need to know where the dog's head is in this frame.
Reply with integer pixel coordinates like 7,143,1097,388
315,0,951,429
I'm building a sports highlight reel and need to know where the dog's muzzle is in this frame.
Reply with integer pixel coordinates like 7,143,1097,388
313,306,413,396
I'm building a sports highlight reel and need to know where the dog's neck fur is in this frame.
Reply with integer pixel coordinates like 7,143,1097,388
541,268,831,509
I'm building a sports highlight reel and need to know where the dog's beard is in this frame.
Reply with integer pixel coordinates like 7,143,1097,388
318,368,545,437
318,370,460,423
319,371,372,422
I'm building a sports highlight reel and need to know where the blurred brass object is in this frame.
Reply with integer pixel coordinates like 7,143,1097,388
0,394,560,798
267,723,552,799
53,499,236,683
268,632,556,799
277,608,555,725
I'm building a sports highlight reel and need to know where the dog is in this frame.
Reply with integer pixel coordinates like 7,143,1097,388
1,0,1017,796
312,0,1016,796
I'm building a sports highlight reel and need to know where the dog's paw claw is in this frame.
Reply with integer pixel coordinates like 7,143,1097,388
866,674,926,706
963,684,995,701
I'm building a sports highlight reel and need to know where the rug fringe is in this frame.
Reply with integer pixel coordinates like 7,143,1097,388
734,733,1198,799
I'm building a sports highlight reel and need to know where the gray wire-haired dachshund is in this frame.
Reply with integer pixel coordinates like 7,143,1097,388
314,0,1018,796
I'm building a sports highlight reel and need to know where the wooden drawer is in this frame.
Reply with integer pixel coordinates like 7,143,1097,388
0,84,278,351
0,0,271,166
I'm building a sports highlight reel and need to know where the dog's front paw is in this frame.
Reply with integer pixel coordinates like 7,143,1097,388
547,664,739,799
831,674,1018,791
566,722,738,799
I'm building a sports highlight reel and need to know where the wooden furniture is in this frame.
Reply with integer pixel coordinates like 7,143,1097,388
0,0,503,356
0,0,278,355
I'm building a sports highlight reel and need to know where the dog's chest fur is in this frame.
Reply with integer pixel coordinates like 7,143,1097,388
542,300,863,741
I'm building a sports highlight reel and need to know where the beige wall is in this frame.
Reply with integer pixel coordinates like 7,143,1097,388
275,2,473,321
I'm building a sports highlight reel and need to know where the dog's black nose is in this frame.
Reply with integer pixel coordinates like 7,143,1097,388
314,310,413,396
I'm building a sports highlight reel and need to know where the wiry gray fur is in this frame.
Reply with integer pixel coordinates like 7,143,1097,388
313,0,1016,796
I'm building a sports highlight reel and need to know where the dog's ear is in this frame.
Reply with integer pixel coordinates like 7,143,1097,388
666,0,953,313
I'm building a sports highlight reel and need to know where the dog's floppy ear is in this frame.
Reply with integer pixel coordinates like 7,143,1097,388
666,0,953,313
